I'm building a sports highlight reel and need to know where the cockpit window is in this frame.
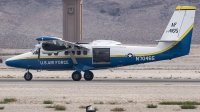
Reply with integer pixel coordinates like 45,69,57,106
32,47,39,55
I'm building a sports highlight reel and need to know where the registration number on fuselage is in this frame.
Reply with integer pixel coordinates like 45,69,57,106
136,56,155,61
40,60,69,65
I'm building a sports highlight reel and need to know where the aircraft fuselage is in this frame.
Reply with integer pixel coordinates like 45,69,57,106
5,43,184,70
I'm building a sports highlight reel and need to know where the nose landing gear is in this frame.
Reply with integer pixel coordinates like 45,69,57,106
24,71,33,81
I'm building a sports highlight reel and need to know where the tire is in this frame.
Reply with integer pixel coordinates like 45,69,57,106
84,71,94,81
24,72,33,81
72,71,82,81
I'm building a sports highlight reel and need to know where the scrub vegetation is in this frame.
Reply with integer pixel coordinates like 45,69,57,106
0,107,4,110
43,100,53,104
66,101,71,104
45,105,66,111
147,104,158,108
107,101,120,105
54,105,66,111
159,101,199,110
181,105,197,109
79,105,86,109
0,98,17,104
115,77,121,79
128,100,133,103
94,101,104,104
1,75,15,78
94,107,99,111
111,107,125,111
45,105,55,108
159,101,200,105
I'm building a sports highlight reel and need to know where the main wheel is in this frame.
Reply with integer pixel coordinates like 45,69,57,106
24,72,33,81
84,71,94,81
72,71,82,81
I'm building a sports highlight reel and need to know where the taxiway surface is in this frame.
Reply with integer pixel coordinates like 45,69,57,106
0,78,200,84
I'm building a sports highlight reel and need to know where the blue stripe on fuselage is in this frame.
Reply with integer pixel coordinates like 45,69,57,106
5,55,173,70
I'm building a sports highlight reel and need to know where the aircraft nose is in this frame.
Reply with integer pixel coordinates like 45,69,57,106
6,57,25,68
5,58,18,67
5,58,12,67
5,52,33,68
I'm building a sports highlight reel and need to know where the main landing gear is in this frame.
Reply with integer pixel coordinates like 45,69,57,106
72,70,94,81
24,71,33,81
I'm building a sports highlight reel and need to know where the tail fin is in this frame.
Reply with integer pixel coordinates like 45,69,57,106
157,6,196,57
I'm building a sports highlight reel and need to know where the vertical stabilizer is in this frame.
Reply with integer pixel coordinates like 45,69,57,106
157,6,196,56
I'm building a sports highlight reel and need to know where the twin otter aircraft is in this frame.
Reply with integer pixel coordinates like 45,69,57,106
6,6,196,81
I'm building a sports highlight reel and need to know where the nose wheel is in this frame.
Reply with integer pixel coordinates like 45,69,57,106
84,71,94,81
24,72,33,81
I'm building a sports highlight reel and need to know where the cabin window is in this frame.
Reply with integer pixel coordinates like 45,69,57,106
77,51,81,55
48,53,52,56
83,51,87,55
65,51,69,55
93,48,110,64
72,51,75,55
54,52,59,56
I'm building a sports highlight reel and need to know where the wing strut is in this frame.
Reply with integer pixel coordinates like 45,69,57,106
69,51,78,65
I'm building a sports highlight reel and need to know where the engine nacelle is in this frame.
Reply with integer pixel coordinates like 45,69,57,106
41,49,58,54
41,43,68,54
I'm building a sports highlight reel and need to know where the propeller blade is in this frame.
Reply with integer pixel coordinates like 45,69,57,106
38,48,41,60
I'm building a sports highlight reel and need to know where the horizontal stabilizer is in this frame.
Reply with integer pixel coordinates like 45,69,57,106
156,40,180,42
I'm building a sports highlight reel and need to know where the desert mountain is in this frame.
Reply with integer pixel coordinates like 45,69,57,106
0,0,199,48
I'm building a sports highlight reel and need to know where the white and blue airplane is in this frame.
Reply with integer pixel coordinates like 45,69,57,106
6,6,196,81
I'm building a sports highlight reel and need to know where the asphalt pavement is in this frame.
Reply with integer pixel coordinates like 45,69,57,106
0,78,200,84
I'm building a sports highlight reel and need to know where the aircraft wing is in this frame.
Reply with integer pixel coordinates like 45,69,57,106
36,36,89,52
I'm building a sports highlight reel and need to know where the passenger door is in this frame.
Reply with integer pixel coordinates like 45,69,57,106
92,48,110,64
